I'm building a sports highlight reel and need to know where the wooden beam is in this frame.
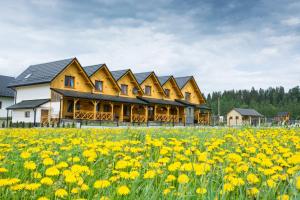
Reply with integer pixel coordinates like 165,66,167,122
73,99,79,119
120,104,124,122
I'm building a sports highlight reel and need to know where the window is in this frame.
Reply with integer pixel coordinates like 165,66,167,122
145,86,151,96
25,111,30,118
96,104,100,112
165,89,170,98
76,102,80,110
65,76,75,88
104,104,111,112
236,116,239,120
185,92,191,101
0,101,2,109
132,87,138,95
121,84,128,95
95,80,103,92
124,105,130,116
67,100,74,113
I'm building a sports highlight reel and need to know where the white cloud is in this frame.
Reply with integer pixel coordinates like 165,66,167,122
282,17,300,26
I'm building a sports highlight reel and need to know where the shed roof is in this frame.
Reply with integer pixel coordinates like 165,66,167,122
6,99,50,110
0,75,15,98
233,108,263,117
52,89,147,105
9,58,74,87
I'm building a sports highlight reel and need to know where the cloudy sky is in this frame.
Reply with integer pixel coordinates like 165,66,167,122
0,0,299,94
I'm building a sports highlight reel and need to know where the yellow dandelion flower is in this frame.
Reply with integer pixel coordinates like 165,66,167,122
94,180,111,189
20,152,31,159
40,177,53,186
144,170,156,179
117,185,130,196
178,174,189,184
196,187,207,195
247,173,260,184
37,197,49,200
55,188,68,198
277,194,289,200
45,167,60,176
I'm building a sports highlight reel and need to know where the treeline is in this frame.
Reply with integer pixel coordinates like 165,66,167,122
206,86,300,119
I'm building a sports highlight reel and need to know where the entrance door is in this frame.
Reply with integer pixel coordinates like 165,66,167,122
148,106,154,121
185,107,194,124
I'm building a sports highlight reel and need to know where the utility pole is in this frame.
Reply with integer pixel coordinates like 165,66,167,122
217,96,220,125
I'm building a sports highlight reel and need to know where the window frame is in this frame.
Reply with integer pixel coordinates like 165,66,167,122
95,80,104,92
185,92,191,101
25,111,30,118
132,87,138,95
165,89,170,98
65,75,75,88
145,85,152,96
0,101,2,109
121,84,128,95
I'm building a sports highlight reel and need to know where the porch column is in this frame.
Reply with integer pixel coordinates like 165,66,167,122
92,101,98,120
154,105,157,121
208,112,210,125
176,107,179,123
258,117,261,127
167,106,170,122
144,105,148,123
60,97,64,119
73,99,79,119
110,103,114,121
119,104,124,122
130,105,134,122
249,116,252,126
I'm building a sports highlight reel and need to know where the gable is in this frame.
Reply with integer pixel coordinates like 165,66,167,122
89,65,120,95
181,78,206,104
117,70,143,97
50,59,94,93
140,73,165,98
162,77,183,100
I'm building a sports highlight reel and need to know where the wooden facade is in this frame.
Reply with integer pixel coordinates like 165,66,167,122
43,58,211,125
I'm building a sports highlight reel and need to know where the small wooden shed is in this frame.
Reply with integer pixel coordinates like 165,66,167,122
227,108,263,126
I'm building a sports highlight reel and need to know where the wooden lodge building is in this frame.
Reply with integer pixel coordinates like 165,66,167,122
7,58,211,126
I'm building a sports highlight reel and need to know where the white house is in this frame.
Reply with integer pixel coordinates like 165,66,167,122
0,75,15,120
227,108,263,126
7,58,74,125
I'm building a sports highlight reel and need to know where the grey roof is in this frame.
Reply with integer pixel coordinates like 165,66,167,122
9,58,74,87
83,64,104,77
233,108,263,117
52,89,147,105
175,99,197,106
6,99,50,110
277,111,289,116
134,72,153,84
138,97,184,107
110,69,130,81
0,75,15,97
157,76,171,85
175,76,192,89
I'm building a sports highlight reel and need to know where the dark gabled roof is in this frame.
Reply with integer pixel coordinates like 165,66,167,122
52,89,147,105
175,76,193,89
83,64,105,77
134,72,153,84
197,104,211,110
6,99,50,110
9,58,75,87
233,108,263,117
0,75,15,98
157,76,171,86
175,99,197,106
138,97,184,107
277,111,289,116
110,69,130,81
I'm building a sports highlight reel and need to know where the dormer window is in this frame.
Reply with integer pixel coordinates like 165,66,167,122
165,89,170,98
95,80,103,92
24,73,32,79
145,86,151,96
132,87,138,95
121,84,128,95
185,92,191,101
65,76,75,88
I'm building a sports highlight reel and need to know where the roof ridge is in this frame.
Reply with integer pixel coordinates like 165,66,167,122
29,57,75,67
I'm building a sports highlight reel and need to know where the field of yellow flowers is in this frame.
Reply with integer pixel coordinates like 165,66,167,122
0,127,299,200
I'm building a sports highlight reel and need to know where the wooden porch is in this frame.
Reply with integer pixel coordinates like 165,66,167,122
196,109,211,125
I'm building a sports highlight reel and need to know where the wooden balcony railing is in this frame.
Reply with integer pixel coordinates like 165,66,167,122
75,110,94,120
95,112,112,121
169,115,179,122
132,114,146,122
155,114,168,121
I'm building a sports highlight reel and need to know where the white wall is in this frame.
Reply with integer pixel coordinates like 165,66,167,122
15,84,51,103
227,110,243,126
0,97,14,118
12,109,36,123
